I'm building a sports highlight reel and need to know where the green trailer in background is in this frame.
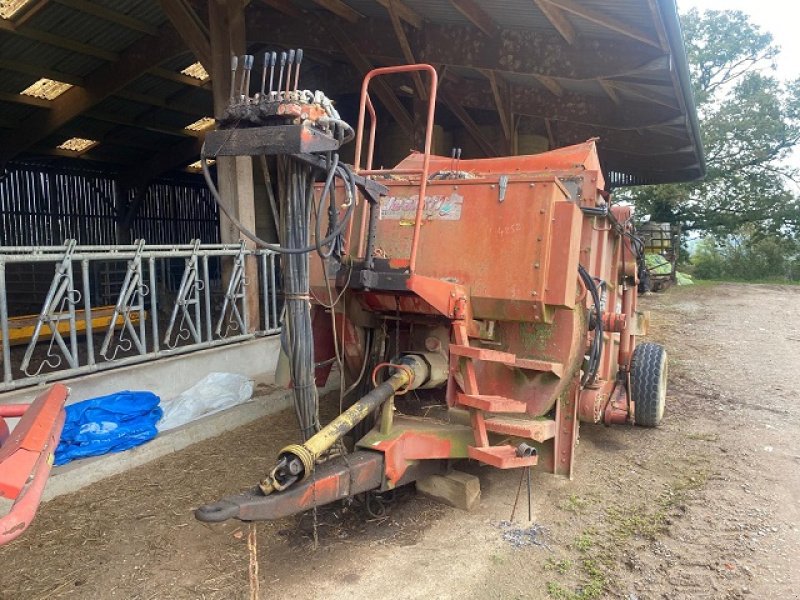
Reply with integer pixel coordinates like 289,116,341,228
640,222,680,292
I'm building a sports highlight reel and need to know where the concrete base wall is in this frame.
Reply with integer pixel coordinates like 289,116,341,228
0,336,282,411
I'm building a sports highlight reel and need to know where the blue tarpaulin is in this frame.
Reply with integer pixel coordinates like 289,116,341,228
54,391,162,466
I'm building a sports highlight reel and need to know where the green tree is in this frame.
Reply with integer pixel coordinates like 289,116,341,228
626,9,800,238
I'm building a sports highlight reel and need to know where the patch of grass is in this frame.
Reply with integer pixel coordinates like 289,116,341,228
572,530,595,553
544,558,573,574
558,494,589,514
545,465,711,600
545,558,606,600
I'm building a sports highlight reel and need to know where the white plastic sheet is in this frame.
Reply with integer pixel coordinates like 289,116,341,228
157,372,254,432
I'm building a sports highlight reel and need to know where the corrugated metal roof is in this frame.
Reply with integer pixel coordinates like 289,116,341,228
0,0,703,185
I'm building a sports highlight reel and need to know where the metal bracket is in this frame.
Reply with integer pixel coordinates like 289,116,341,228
100,240,148,360
20,241,80,376
216,242,249,337
163,240,203,348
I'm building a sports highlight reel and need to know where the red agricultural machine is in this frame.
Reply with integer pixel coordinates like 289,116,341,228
0,384,68,545
196,60,667,522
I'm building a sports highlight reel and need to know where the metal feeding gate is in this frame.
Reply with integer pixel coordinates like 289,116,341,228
191,58,668,524
0,241,281,392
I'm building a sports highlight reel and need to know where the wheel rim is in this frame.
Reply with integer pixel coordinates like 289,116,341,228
656,352,668,421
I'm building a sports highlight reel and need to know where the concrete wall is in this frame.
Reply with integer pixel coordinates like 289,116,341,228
0,336,282,410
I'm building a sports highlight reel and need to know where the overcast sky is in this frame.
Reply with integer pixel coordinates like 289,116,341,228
678,0,800,82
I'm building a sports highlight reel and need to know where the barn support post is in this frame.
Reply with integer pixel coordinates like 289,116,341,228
208,0,260,332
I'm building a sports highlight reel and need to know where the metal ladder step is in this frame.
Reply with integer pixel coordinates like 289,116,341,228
457,393,527,413
484,416,556,442
449,344,516,365
468,445,539,469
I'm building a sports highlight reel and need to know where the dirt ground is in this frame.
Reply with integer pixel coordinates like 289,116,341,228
1,283,798,600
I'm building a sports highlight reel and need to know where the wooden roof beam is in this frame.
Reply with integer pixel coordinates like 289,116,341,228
12,0,51,27
259,0,305,19
149,67,212,89
246,16,667,82
537,0,661,48
598,79,620,105
386,0,427,99
328,22,414,135
533,74,563,97
373,0,422,29
533,0,575,44
114,90,209,117
158,0,212,69
484,70,512,150
0,19,118,61
440,89,500,157
449,0,498,37
0,91,52,109
311,0,362,23
53,0,158,36
0,58,84,86
0,24,188,164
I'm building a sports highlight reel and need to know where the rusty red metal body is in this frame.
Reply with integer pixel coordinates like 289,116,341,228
0,384,68,545
308,64,648,487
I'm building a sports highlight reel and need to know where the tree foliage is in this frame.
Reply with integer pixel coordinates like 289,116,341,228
626,9,800,238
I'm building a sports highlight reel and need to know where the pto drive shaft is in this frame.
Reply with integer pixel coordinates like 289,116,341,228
259,368,412,495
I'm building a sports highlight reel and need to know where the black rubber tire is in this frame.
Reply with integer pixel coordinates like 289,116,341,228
631,342,668,427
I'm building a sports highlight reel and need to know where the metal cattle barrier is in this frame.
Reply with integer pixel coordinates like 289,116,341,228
0,241,281,392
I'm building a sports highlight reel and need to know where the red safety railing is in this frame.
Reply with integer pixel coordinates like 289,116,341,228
351,64,439,274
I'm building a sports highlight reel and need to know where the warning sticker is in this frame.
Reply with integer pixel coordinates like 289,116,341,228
379,192,464,221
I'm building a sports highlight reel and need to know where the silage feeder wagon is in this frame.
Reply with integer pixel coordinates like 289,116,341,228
196,60,668,523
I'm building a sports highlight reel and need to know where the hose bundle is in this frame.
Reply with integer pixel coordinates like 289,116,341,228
578,264,603,387
201,148,357,441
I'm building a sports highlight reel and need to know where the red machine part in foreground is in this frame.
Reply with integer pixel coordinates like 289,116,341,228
0,384,68,545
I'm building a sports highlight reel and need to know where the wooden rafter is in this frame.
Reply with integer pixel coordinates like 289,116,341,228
533,0,576,45
0,58,84,86
598,79,621,105
544,118,556,149
246,16,666,83
328,22,414,134
54,0,157,36
0,91,52,109
0,19,118,61
484,70,512,150
449,0,497,37
386,0,426,99
87,111,201,139
440,89,500,157
259,0,304,19
311,0,362,23
533,75,563,97
149,67,211,89
12,0,50,27
114,91,208,117
158,0,212,69
373,0,422,29
0,25,188,164
605,81,678,110
538,0,661,48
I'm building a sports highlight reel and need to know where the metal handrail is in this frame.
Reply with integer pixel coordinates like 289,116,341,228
352,64,439,274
